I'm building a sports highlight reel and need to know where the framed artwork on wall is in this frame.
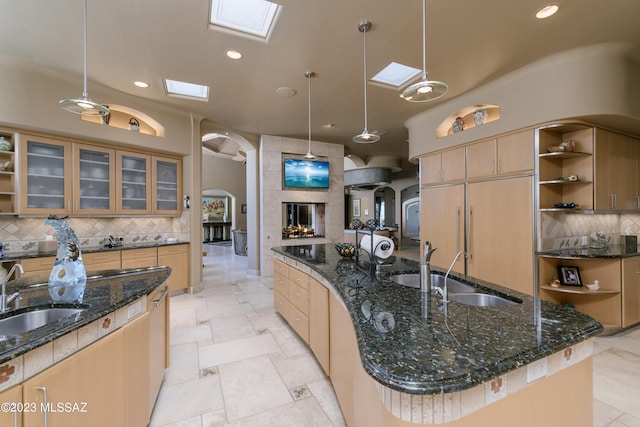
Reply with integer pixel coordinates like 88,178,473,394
353,199,361,217
202,196,228,220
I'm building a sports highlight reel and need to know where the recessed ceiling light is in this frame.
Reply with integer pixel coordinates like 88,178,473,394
134,81,150,88
536,4,559,19
275,86,296,97
226,49,242,60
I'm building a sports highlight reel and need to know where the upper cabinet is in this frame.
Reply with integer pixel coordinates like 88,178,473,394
467,130,534,179
420,146,465,185
17,133,182,217
19,134,73,215
117,151,152,214
152,156,182,215
74,143,116,215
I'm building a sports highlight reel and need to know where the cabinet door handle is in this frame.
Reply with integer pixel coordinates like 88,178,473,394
36,386,48,427
456,206,461,253
153,287,170,307
610,194,616,209
637,195,640,209
468,207,473,261
497,159,502,173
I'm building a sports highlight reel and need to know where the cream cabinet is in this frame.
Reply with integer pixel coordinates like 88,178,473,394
148,285,170,416
72,143,116,215
116,151,151,214
124,312,150,427
19,256,56,278
594,128,639,211
622,257,640,327
420,146,465,185
467,176,533,295
152,156,182,215
420,184,465,273
121,247,158,269
158,244,190,292
18,135,72,216
467,130,534,179
0,385,22,427
23,328,125,427
309,276,329,375
82,251,121,272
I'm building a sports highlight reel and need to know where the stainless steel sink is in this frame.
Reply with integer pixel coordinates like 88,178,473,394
390,273,477,293
0,307,85,336
448,293,521,307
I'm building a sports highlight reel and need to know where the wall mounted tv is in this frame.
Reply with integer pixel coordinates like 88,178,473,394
283,158,330,189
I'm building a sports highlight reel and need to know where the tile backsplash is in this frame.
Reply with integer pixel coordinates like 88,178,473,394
0,214,189,254
540,212,640,250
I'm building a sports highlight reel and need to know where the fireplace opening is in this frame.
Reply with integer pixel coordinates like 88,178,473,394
282,203,325,239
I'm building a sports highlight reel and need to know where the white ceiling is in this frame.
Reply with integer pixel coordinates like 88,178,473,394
1,0,640,171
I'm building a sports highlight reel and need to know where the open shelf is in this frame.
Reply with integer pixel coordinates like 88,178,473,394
540,285,619,295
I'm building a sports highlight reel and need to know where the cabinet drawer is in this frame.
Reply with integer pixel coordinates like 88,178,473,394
122,247,158,260
158,244,188,256
287,266,308,287
274,272,288,296
274,289,289,319
288,302,309,344
20,256,56,276
288,280,309,315
274,259,288,277
83,251,121,266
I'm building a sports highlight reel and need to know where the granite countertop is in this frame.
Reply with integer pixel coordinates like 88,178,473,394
538,244,640,259
1,240,189,262
272,244,603,395
0,266,171,365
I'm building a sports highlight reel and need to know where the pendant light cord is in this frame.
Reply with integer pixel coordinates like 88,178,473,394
82,0,89,98
362,25,369,132
308,73,312,146
421,0,427,81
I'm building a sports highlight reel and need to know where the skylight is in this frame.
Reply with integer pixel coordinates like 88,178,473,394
209,0,281,40
371,62,422,89
163,79,210,101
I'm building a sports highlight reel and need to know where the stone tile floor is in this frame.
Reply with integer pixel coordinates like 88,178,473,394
149,243,640,426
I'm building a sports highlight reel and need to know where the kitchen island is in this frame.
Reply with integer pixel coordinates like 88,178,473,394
0,266,171,426
272,244,602,426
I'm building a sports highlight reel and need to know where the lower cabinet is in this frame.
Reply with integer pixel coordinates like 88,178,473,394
23,328,126,427
309,277,329,375
121,247,158,269
622,257,640,327
82,251,121,271
124,313,150,427
158,244,190,292
19,257,56,278
148,285,170,412
0,385,23,427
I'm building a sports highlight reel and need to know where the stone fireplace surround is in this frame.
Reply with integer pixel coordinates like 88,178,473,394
260,135,344,277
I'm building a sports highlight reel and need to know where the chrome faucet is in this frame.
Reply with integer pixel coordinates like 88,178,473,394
1,264,24,313
436,251,468,303
420,241,438,293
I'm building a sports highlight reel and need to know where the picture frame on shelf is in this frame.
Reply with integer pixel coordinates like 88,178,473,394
353,199,361,217
558,266,582,286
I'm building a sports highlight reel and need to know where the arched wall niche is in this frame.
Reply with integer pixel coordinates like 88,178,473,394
436,104,501,138
80,104,165,137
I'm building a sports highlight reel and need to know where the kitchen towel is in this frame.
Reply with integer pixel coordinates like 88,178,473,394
360,234,394,259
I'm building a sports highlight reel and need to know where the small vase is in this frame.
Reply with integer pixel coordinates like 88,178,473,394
452,117,465,133
0,137,12,151
473,109,488,127
44,218,87,304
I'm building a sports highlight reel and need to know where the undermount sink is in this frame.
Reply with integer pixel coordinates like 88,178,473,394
0,307,85,337
390,273,477,294
448,293,521,307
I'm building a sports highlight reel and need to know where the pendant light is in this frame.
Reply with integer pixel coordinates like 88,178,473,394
353,21,380,144
400,0,448,102
59,0,110,116
303,71,317,159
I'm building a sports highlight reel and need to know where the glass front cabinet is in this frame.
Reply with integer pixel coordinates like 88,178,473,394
152,156,182,215
73,143,116,215
19,135,72,215
116,151,151,214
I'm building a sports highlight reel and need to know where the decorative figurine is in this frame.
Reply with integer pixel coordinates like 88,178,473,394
473,108,488,127
452,117,465,133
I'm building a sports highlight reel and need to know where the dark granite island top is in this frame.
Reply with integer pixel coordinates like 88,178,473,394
272,244,603,396
538,244,640,259
0,266,171,366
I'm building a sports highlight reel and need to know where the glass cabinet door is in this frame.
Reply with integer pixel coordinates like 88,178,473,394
19,136,72,215
117,151,151,214
74,144,115,214
152,156,181,214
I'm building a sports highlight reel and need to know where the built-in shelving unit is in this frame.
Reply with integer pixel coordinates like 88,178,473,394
0,131,17,215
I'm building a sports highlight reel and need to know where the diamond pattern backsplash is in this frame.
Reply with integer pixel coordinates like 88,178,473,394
0,214,189,254
540,212,640,250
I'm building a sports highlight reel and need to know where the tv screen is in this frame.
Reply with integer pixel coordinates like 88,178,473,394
283,158,330,189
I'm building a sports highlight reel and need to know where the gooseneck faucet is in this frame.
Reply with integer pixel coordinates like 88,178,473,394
437,251,468,303
1,264,24,313
420,241,438,293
